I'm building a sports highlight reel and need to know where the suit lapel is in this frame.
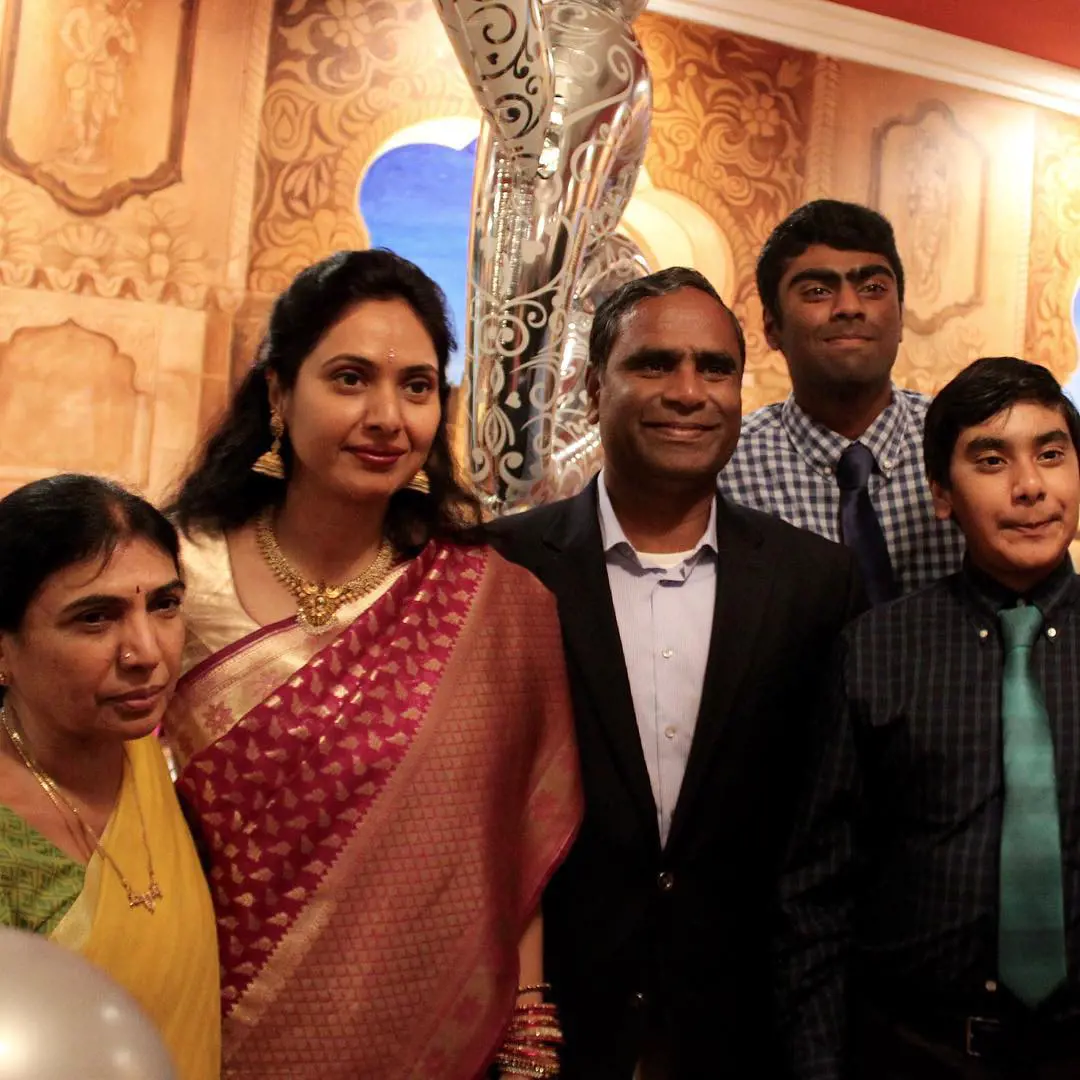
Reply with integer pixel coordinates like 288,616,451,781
666,500,772,850
542,482,660,847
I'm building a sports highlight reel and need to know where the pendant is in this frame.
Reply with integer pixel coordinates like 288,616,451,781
296,606,340,635
297,586,342,632
128,880,162,913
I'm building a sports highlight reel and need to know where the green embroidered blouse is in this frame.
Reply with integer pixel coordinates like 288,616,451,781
0,804,84,935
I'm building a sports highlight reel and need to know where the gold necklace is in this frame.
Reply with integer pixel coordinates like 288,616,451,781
0,704,162,913
256,510,398,634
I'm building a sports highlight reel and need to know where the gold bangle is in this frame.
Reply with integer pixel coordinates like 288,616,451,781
516,982,551,996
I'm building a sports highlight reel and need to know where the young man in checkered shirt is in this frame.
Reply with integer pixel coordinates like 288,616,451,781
719,199,965,599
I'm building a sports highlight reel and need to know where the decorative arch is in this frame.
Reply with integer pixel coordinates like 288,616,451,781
357,117,480,383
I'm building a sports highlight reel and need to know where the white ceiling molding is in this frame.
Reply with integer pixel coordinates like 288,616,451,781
646,0,1080,117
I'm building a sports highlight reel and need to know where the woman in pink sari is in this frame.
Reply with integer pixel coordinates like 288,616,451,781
164,250,581,1079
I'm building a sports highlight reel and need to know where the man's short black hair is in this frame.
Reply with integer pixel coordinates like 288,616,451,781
756,199,905,324
924,356,1080,490
588,266,746,371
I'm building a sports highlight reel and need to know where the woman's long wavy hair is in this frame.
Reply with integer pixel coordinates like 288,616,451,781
168,249,482,555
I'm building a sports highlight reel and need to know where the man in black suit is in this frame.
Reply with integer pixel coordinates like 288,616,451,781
488,267,864,1079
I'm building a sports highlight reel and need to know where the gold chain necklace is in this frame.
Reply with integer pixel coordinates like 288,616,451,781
256,510,398,634
0,703,162,913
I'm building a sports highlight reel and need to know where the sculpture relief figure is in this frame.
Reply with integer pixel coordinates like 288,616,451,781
900,126,959,307
59,0,141,168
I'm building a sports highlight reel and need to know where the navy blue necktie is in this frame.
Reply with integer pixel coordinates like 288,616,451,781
836,442,897,605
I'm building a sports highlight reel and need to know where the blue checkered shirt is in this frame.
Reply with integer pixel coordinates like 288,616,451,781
718,388,965,596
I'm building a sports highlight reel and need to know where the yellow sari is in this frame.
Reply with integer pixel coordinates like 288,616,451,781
46,736,219,1080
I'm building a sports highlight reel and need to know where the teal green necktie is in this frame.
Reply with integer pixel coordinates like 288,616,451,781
998,602,1068,1007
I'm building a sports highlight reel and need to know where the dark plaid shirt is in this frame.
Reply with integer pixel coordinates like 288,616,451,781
778,558,1080,1080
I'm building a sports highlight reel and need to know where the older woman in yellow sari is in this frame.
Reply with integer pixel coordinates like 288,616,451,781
165,249,581,1079
0,474,220,1080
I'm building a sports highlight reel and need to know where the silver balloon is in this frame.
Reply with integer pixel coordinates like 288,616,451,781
432,0,553,172
0,927,177,1079
438,0,653,511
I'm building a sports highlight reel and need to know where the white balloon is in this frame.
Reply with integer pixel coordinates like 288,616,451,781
0,927,176,1079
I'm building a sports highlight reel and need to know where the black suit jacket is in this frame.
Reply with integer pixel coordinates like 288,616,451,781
487,479,864,1079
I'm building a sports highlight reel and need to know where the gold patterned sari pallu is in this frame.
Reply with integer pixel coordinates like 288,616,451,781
169,541,582,1079
179,544,478,1007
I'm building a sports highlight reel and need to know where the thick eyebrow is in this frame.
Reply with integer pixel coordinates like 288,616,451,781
963,435,1007,456
322,352,373,368
696,350,740,370
965,429,1072,457
400,362,439,378
620,347,739,370
786,264,896,290
1034,428,1072,448
621,347,681,368
59,578,186,618
322,353,437,375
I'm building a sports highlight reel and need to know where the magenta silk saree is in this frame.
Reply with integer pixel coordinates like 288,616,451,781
165,541,581,1079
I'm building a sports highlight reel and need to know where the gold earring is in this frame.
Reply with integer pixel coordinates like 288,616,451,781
405,468,431,495
0,671,8,686
252,411,286,480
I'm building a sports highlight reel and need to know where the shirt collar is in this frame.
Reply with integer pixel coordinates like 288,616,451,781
779,385,914,478
596,470,718,562
961,554,1076,618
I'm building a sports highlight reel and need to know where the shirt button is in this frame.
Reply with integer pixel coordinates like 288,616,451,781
664,726,677,740
662,648,674,659
658,871,675,892
1048,627,1058,639
979,629,989,640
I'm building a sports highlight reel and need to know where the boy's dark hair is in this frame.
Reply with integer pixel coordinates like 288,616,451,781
924,356,1080,490
588,266,746,372
756,199,905,324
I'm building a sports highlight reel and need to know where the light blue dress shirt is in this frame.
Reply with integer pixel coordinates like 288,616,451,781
596,473,718,846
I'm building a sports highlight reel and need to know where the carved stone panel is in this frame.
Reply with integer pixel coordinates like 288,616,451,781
1025,110,1080,386
0,288,205,499
0,320,149,483
0,0,200,216
871,100,988,335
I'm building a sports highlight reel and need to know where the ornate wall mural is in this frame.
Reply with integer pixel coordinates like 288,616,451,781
1025,109,1080,390
0,321,147,481
0,0,1074,496
0,0,270,313
0,0,200,216
247,0,480,297
871,100,988,335
0,0,273,498
0,285,207,499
